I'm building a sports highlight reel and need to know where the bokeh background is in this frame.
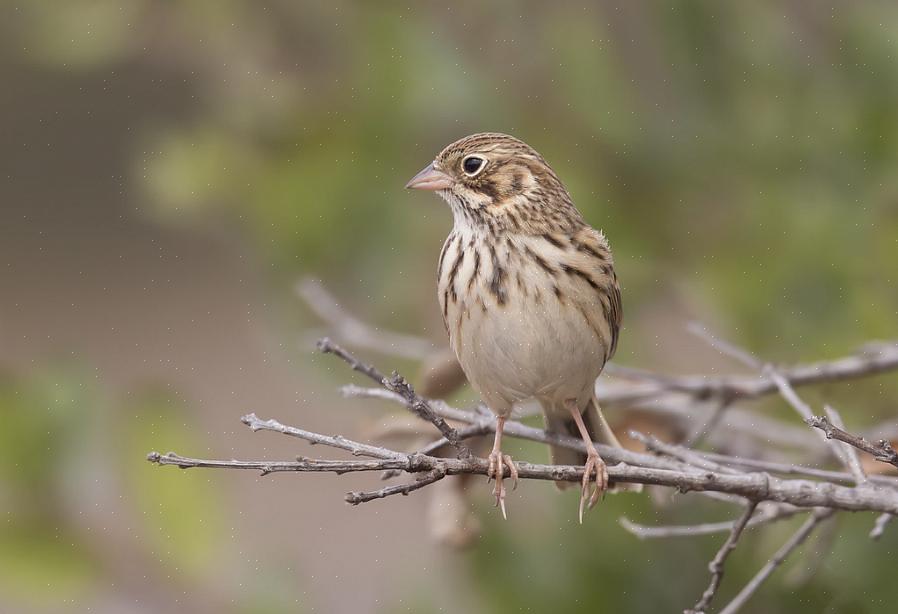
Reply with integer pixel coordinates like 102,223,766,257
2,1,897,612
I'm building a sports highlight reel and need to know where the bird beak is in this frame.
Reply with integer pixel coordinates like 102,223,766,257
405,163,453,191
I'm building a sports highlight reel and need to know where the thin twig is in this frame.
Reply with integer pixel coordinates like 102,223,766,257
319,339,470,456
620,504,804,539
687,501,759,614
869,513,893,540
823,405,867,484
807,415,898,470
687,323,763,369
688,326,864,479
382,372,470,456
602,340,898,406
241,413,404,460
697,450,898,489
717,509,835,614
298,279,435,360
317,337,387,384
346,466,448,505
630,431,744,475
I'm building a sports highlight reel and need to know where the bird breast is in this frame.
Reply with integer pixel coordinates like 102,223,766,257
437,228,617,415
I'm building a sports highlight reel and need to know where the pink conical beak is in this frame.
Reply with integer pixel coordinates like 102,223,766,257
405,163,453,191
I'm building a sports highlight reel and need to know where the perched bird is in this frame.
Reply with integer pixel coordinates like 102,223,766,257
406,133,631,521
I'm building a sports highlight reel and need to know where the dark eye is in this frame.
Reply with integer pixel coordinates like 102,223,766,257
462,156,485,176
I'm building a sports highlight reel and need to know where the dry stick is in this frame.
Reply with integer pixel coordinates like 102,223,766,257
717,509,835,614
807,415,898,470
686,501,759,614
620,504,805,539
146,413,898,514
602,340,898,406
317,337,388,383
298,278,435,360
630,431,744,475
344,384,898,489
241,413,405,460
869,513,893,540
687,326,863,480
382,373,470,456
767,369,856,472
346,466,448,505
381,421,493,480
318,338,470,456
697,449,898,489
823,405,868,483
687,322,763,370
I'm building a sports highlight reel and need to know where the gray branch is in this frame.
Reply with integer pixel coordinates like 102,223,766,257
807,415,898,470
718,509,835,614
147,412,898,515
687,501,759,614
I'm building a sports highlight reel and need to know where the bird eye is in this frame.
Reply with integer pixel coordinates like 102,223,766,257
462,156,485,176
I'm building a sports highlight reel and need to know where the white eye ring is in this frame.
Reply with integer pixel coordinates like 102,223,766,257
462,155,487,177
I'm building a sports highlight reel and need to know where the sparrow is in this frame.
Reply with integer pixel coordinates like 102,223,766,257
406,132,630,521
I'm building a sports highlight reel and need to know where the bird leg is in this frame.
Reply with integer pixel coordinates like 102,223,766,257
565,400,609,523
486,415,517,519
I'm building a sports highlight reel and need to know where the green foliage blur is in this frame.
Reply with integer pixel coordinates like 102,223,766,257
2,1,897,613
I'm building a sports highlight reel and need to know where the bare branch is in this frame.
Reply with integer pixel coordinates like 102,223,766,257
345,383,898,489
603,340,898,405
823,405,867,484
697,450,898,489
620,504,804,539
298,278,435,360
807,415,898,470
382,373,471,456
687,323,763,370
346,466,448,505
687,326,868,480
241,412,404,460
630,431,744,475
870,513,893,540
718,509,835,614
319,339,470,456
687,501,759,614
317,337,387,384
147,413,898,515
146,451,410,474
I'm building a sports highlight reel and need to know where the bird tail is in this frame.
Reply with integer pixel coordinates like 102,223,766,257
545,394,642,493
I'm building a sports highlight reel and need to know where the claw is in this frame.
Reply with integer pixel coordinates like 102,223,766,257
578,450,608,523
487,449,515,519
503,455,519,491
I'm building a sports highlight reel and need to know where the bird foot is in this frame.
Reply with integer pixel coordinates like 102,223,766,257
579,449,609,523
487,450,518,519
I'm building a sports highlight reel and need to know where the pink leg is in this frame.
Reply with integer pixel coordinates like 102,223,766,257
487,415,518,519
565,400,609,523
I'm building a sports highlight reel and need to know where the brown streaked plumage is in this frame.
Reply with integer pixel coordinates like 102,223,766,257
406,132,634,521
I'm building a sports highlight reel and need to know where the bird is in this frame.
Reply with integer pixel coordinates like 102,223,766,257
406,132,632,522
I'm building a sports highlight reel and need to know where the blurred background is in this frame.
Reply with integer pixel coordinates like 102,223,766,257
2,1,897,612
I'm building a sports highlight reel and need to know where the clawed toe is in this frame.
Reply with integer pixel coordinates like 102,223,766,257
487,451,517,519
578,451,608,523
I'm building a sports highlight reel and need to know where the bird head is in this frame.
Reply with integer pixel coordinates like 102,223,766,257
406,132,581,232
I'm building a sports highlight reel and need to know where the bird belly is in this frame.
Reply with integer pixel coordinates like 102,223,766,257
448,274,607,416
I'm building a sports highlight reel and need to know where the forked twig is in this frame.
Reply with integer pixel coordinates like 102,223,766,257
687,501,759,614
807,415,898,470
718,509,835,614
